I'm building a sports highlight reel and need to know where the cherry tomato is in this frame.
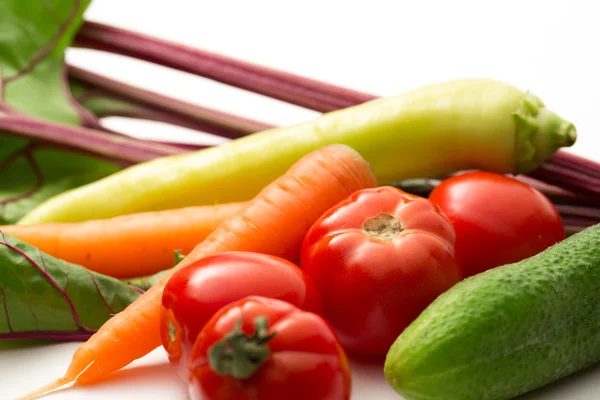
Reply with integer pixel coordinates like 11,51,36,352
160,251,323,380
301,186,460,357
189,296,351,400
429,171,565,278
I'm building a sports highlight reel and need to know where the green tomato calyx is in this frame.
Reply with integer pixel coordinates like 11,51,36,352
208,316,276,380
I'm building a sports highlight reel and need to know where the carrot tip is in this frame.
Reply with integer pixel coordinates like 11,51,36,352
16,378,71,400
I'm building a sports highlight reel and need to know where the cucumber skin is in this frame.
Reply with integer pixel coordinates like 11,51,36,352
384,223,600,400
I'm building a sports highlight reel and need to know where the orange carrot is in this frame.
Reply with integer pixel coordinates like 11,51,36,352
1,202,245,278
22,144,377,399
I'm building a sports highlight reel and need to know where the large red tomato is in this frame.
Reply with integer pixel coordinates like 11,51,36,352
301,186,460,357
189,296,351,400
429,171,565,278
160,251,322,380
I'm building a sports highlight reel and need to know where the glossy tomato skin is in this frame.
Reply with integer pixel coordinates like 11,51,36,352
301,186,461,357
160,251,323,380
429,171,565,278
189,296,351,400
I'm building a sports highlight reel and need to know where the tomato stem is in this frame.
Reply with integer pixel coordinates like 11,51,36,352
363,213,404,240
208,316,275,380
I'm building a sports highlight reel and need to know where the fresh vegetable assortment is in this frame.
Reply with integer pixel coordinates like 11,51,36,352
3,3,600,400
21,144,377,399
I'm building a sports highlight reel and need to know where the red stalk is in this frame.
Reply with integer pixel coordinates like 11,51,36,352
550,151,600,180
68,66,274,138
75,21,377,112
555,204,600,220
529,157,600,204
0,113,184,164
561,216,599,236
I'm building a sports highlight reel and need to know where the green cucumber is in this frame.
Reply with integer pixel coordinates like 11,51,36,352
384,223,600,400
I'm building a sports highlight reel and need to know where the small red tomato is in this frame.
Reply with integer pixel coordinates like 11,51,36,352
160,251,323,380
429,171,565,278
301,186,460,357
189,296,351,400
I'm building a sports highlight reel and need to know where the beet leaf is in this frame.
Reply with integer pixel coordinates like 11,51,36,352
0,138,119,224
0,232,143,341
0,0,120,223
1,1,90,123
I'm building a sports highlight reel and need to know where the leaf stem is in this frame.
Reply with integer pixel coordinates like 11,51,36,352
75,21,377,112
530,153,600,205
555,204,600,220
68,66,274,138
0,286,14,333
0,113,185,164
60,64,104,130
561,216,600,236
550,150,600,179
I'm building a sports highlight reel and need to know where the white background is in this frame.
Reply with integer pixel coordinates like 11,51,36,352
3,0,600,399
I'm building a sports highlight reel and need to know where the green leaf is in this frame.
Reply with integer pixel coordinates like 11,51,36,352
0,138,119,224
0,0,120,223
0,232,142,341
0,0,90,122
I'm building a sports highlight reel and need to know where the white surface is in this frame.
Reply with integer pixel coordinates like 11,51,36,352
3,0,600,399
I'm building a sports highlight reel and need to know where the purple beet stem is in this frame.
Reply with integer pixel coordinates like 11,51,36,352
0,113,185,164
68,65,274,139
75,21,377,113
